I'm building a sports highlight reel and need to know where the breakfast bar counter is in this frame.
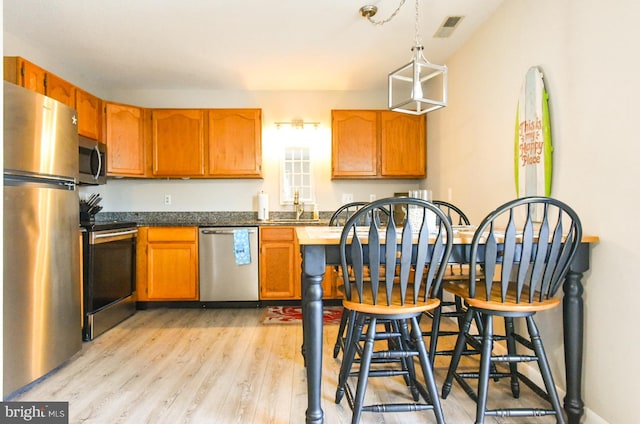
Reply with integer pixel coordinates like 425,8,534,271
296,225,599,424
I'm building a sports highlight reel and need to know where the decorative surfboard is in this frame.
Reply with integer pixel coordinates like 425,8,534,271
514,66,552,199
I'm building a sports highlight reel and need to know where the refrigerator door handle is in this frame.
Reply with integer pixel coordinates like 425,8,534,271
4,172,76,189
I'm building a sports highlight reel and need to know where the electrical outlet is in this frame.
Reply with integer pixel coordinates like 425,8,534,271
164,194,172,205
369,194,376,202
447,188,453,202
342,193,354,204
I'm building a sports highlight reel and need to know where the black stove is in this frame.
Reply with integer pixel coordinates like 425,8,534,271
80,219,138,341
80,221,137,231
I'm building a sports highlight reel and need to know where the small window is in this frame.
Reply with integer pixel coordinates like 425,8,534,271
281,145,314,204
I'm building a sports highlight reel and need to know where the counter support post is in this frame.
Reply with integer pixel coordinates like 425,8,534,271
301,245,325,424
563,242,589,424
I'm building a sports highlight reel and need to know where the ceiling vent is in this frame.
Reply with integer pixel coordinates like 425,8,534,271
434,15,464,38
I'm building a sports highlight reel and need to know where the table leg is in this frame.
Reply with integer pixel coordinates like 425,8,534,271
562,243,589,424
301,245,326,424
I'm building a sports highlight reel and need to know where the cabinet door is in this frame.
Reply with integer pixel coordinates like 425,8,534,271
46,72,76,108
105,102,146,176
260,227,299,299
16,58,46,94
380,111,426,177
145,227,198,301
331,110,378,178
152,109,205,176
75,88,102,140
207,109,262,177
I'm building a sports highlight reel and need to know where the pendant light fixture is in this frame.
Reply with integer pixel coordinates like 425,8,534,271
360,0,448,115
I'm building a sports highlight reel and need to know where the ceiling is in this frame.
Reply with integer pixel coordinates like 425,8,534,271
3,0,504,92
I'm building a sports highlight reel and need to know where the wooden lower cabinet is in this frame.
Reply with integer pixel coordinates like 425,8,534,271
259,226,339,300
137,226,199,301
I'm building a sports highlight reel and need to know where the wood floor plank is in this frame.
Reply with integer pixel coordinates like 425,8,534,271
8,307,559,423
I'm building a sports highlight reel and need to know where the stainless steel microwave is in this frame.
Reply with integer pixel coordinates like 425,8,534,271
78,136,107,185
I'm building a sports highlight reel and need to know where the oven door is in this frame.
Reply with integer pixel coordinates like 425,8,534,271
83,227,137,340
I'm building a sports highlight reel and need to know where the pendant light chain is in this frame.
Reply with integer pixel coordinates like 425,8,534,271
414,0,423,49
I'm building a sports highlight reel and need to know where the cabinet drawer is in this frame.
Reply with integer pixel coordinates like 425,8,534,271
260,227,295,242
147,226,197,242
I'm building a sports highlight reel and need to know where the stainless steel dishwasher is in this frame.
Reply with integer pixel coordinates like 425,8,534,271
198,227,259,301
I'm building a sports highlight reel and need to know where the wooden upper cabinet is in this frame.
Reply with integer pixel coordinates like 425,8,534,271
380,111,426,177
104,102,146,176
75,88,102,140
331,109,426,179
152,109,205,177
332,110,378,178
207,109,262,178
46,72,76,109
4,57,46,95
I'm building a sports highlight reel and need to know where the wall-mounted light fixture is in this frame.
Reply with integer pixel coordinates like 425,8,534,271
274,119,320,130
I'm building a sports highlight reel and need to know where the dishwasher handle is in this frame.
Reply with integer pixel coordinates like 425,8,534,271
200,228,257,235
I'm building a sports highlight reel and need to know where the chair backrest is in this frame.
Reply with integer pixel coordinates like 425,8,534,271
329,201,368,226
432,200,471,226
468,196,582,303
330,201,390,227
339,197,454,307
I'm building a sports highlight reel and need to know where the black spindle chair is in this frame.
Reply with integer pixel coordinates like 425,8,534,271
426,200,472,361
441,196,582,424
330,202,389,359
335,197,453,424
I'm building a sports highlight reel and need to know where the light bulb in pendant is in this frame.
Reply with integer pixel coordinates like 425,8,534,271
411,77,423,99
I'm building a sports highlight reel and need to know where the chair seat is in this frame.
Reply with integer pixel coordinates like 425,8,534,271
443,280,560,313
343,285,441,316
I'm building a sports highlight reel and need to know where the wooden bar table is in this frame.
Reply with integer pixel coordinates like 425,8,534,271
295,225,599,424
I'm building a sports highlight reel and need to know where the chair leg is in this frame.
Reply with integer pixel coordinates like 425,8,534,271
351,317,377,424
333,308,348,358
410,316,446,424
475,313,494,424
398,319,420,401
336,312,364,404
429,288,444,364
442,307,475,398
526,316,567,424
504,316,521,398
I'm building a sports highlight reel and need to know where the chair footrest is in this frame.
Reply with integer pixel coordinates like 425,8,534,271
361,403,435,413
491,354,538,363
484,408,559,417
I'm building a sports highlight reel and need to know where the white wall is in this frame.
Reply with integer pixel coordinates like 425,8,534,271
427,1,640,423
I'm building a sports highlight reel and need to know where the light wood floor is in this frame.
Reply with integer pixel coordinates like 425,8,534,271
9,308,560,423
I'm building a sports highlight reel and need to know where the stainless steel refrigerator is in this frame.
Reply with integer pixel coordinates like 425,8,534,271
3,82,82,396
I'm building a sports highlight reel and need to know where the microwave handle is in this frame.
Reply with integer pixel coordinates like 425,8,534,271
92,145,102,181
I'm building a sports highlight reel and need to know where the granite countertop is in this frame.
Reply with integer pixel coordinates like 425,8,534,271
95,211,331,227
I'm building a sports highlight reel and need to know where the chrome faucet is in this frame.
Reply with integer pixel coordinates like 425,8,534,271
293,190,304,220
